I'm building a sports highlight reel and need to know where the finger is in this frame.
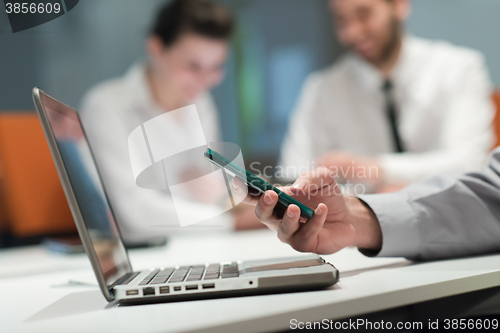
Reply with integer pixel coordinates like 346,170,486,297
255,190,279,227
289,203,328,252
290,167,339,196
290,167,335,191
316,151,345,168
277,205,301,243
315,155,330,168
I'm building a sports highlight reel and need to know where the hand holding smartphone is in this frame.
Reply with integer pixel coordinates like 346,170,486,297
204,148,315,220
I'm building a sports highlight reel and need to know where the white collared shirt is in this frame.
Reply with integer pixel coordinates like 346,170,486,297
80,63,233,243
279,35,495,184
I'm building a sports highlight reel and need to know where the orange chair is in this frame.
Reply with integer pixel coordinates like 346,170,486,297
0,112,76,238
493,90,500,149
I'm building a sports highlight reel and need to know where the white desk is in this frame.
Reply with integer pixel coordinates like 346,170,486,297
1,229,500,333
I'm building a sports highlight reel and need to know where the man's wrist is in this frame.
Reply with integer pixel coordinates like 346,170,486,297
346,196,382,251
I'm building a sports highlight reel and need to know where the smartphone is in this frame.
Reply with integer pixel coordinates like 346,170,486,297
204,148,315,220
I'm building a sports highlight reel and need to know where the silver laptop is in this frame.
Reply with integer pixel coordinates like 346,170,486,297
32,88,338,305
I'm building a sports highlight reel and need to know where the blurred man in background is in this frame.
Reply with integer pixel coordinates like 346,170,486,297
279,0,495,193
81,0,261,245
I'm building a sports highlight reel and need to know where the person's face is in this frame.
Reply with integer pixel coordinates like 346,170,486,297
150,33,228,102
330,0,409,66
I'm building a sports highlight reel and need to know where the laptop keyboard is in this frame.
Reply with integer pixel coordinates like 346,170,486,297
138,262,239,285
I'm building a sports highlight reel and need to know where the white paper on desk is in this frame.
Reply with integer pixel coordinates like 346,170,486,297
60,272,99,287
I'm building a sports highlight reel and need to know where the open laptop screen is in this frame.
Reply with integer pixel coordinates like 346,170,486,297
38,91,131,286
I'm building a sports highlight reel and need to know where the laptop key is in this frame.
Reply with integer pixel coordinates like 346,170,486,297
157,268,175,277
204,270,220,278
221,273,239,278
192,265,206,270
168,271,190,283
146,269,160,277
221,262,239,278
139,269,161,285
168,278,184,283
186,265,205,281
186,274,203,281
150,277,168,285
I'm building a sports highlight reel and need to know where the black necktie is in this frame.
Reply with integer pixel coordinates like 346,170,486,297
382,80,405,153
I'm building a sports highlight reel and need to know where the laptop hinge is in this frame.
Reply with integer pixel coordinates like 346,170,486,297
109,272,140,290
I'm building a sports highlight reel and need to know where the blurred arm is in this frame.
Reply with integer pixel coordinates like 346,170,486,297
278,74,333,180
80,93,234,243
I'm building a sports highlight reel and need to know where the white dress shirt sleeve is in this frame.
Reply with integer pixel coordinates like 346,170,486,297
278,73,332,180
380,53,495,183
197,92,222,143
360,148,500,260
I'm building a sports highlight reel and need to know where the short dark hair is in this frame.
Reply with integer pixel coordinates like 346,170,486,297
151,0,234,47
